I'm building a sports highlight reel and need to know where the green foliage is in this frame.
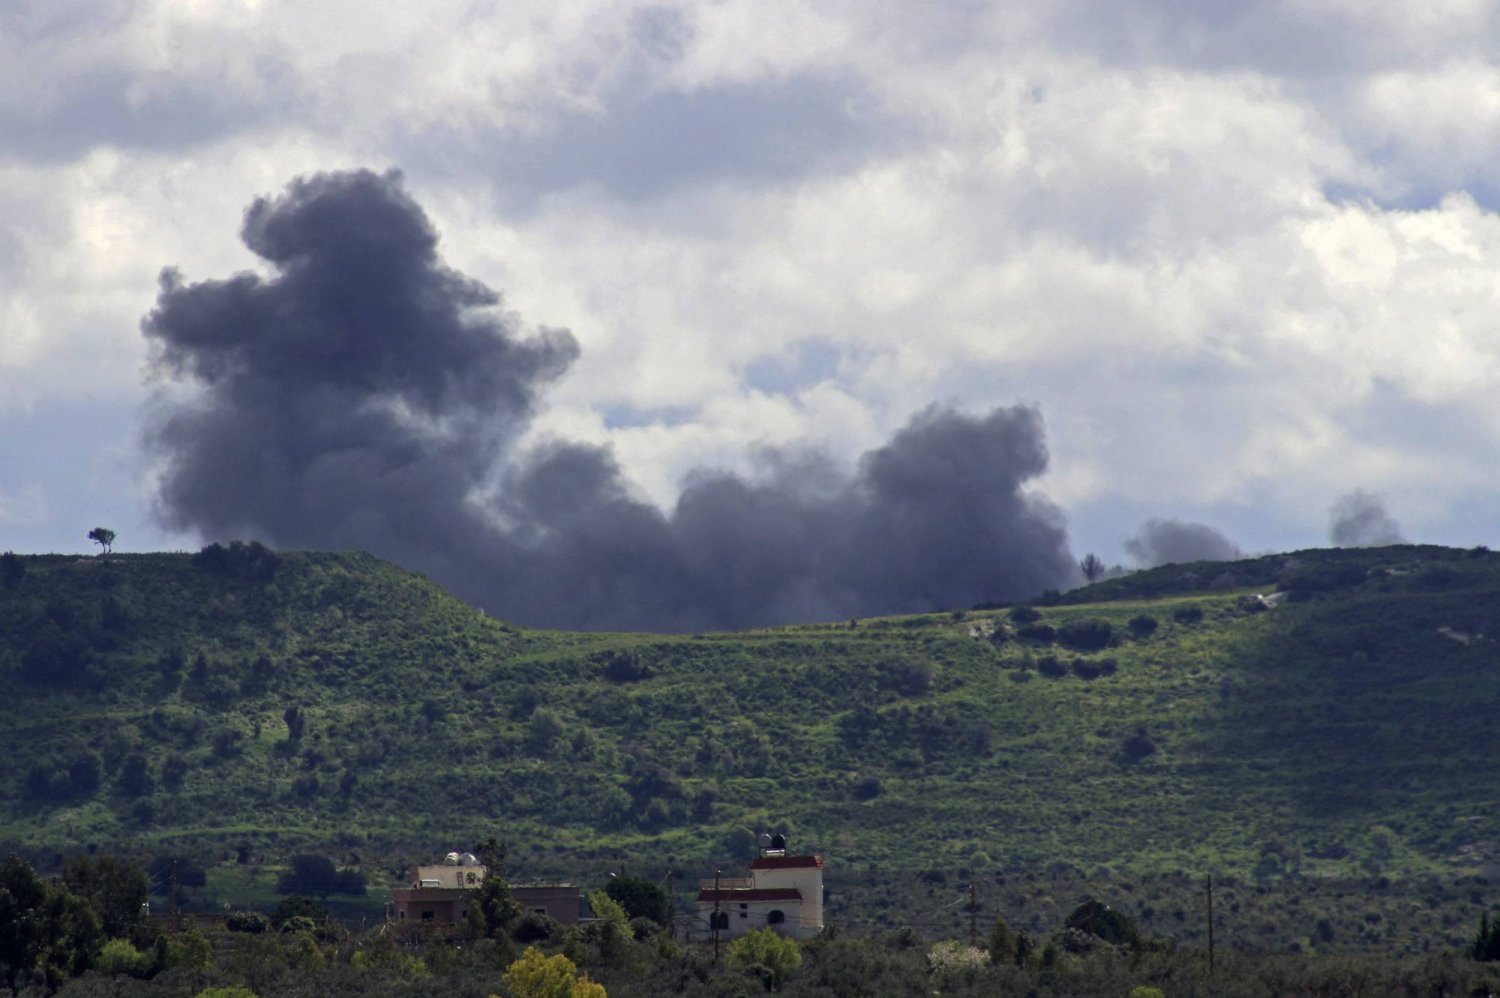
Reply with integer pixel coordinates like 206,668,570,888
61,854,147,938
728,927,803,990
274,855,364,897
604,875,670,926
226,910,272,933
194,988,259,998
500,945,605,998
1,552,23,588
1472,910,1500,962
1,545,1500,893
1056,618,1115,651
95,937,150,976
157,926,212,971
272,895,329,926
1064,899,1142,950
88,527,116,555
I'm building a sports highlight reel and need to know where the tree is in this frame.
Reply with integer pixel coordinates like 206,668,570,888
1080,553,1105,583
464,839,520,940
87,527,115,555
499,946,607,998
603,875,670,926
61,854,147,938
727,927,803,990
0,552,23,588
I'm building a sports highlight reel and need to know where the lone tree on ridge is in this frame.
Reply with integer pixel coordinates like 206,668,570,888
87,527,115,555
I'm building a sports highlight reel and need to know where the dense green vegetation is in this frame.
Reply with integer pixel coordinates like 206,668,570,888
9,850,1500,997
1,543,1499,963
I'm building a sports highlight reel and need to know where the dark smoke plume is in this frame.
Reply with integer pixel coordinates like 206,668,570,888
143,169,1076,630
1124,518,1242,568
1329,490,1405,548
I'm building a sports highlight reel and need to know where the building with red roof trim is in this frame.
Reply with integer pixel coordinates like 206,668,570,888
694,834,824,941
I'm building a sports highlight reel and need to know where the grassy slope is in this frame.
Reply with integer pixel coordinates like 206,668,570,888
1,545,1497,892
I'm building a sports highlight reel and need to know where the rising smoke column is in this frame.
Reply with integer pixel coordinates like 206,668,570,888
143,169,1076,630
1124,518,1242,568
1329,490,1405,547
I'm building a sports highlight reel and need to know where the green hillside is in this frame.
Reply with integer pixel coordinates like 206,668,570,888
1,543,1497,889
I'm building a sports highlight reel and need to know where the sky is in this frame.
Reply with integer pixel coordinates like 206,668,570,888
3,1,1499,626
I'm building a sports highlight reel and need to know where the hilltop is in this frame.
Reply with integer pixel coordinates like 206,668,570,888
1,543,1497,893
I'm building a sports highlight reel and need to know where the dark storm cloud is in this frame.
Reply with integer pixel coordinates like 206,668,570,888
1329,490,1405,548
143,169,1075,630
1124,518,1242,568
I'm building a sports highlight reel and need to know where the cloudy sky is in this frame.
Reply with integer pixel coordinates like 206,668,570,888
3,1,1498,602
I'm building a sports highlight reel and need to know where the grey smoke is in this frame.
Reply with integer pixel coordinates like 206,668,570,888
1124,518,1242,568
1329,490,1405,548
143,169,1077,630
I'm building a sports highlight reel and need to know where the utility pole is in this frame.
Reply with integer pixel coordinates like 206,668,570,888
1206,874,1215,973
969,883,978,948
713,870,722,963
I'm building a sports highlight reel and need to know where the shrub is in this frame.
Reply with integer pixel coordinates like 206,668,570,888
96,937,150,977
1071,659,1100,681
511,912,560,944
1037,655,1067,678
602,650,653,683
226,910,271,934
1016,624,1056,643
1121,728,1157,762
1172,605,1203,624
927,940,986,987
1065,899,1141,949
1009,605,1041,624
1127,614,1158,638
728,927,803,990
1057,618,1115,651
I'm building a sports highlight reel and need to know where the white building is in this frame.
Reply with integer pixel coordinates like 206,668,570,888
695,836,824,940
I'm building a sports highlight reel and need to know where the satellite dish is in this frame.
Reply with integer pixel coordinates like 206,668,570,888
459,852,479,866
770,833,787,852
758,833,773,850
444,852,461,865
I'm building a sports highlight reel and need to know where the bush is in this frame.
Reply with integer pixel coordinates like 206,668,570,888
226,911,271,934
1064,899,1141,949
1172,605,1204,624
727,927,803,990
602,650,653,683
96,937,150,977
1009,605,1041,624
275,855,364,896
1037,655,1067,678
510,912,560,944
1121,728,1157,763
1057,618,1115,651
1016,624,1056,643
1071,659,1100,681
1128,614,1158,638
604,874,671,925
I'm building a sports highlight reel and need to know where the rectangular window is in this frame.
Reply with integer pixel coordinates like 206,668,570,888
420,910,435,921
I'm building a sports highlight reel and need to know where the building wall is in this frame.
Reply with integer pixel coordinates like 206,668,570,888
513,885,581,925
750,867,823,935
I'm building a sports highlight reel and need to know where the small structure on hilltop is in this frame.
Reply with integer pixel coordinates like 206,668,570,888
389,850,582,926
695,833,824,941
